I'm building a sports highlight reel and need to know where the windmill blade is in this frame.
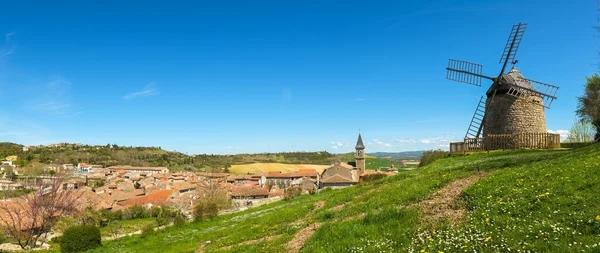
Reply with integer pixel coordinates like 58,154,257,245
465,96,487,139
505,78,558,108
446,59,493,87
499,23,527,75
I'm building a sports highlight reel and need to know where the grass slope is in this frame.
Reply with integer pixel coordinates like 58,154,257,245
58,144,600,252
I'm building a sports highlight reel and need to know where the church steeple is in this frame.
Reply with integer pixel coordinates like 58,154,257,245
355,133,365,174
355,133,365,150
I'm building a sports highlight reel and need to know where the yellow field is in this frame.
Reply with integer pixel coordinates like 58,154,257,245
229,163,333,175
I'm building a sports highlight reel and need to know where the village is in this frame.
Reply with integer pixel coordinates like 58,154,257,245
0,134,399,221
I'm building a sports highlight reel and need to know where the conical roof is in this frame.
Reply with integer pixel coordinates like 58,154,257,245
504,66,534,90
355,133,365,149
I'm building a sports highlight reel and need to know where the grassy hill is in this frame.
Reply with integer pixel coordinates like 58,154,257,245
0,143,340,172
55,144,600,252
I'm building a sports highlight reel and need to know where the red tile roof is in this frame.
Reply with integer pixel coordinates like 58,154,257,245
230,186,269,198
320,174,355,183
119,190,173,208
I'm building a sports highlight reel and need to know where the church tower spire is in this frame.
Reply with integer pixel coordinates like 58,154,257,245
355,133,365,174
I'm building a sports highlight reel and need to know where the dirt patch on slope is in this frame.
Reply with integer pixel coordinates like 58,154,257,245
218,235,282,251
413,172,488,224
286,223,322,253
314,201,325,209
329,204,345,212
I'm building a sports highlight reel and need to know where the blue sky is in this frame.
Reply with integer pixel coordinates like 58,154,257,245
0,0,597,154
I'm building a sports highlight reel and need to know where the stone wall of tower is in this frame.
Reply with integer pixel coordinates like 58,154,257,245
483,93,547,136
355,155,365,175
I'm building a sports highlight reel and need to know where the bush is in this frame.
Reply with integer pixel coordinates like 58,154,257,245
360,173,387,182
194,201,219,221
561,142,594,149
140,224,155,238
60,225,101,253
173,215,187,227
284,186,303,200
156,216,169,227
419,149,449,167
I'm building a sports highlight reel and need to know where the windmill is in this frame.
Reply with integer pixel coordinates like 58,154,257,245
445,22,559,140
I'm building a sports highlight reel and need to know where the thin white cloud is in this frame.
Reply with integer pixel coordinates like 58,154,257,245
3,32,15,56
548,129,569,141
373,139,394,148
330,141,349,149
354,98,366,102
124,85,159,100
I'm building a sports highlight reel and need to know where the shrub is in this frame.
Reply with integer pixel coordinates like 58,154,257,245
156,216,169,227
561,142,594,149
173,215,187,227
140,224,155,238
284,186,303,200
194,201,219,221
419,149,449,167
360,173,387,182
60,225,101,253
123,205,148,219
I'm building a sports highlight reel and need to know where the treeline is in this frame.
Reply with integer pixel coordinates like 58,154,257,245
1,143,336,172
0,142,23,159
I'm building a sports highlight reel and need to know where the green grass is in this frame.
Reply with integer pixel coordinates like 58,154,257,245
100,218,156,238
364,157,404,170
42,144,600,252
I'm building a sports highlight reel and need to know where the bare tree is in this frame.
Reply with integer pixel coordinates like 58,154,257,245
566,120,597,143
196,178,230,210
0,173,83,249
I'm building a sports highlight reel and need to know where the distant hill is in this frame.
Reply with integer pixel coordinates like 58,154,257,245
368,151,424,160
0,142,339,173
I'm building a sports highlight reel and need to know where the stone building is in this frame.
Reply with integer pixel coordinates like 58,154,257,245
320,134,365,189
483,67,546,136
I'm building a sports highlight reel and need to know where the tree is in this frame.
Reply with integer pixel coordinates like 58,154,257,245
48,170,56,177
566,120,596,143
0,173,83,249
576,74,600,141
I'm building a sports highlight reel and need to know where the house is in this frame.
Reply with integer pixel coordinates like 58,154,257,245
78,163,91,172
169,174,186,182
62,164,76,171
230,185,269,199
0,180,23,190
117,190,173,209
108,166,169,174
171,182,196,193
62,178,86,190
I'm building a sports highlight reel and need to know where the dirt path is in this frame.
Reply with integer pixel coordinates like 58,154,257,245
286,223,321,253
217,235,282,251
413,172,489,224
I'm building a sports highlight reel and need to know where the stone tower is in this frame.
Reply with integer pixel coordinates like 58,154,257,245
355,133,365,174
483,67,547,136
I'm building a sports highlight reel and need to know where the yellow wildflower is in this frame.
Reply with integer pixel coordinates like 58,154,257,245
596,215,600,221
420,250,425,253
486,218,490,223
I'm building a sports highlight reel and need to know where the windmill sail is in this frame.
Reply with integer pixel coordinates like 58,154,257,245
499,23,527,75
446,59,492,86
465,96,487,139
502,68,558,108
